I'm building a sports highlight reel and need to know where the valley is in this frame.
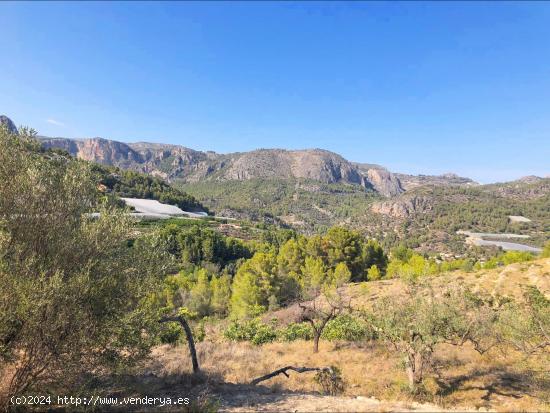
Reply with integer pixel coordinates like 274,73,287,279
33,127,549,258
1,117,549,412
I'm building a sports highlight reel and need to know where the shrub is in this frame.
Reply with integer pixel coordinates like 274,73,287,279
314,366,345,395
224,319,277,345
321,315,373,341
250,323,278,345
0,127,165,403
159,322,182,344
278,322,313,341
501,251,534,265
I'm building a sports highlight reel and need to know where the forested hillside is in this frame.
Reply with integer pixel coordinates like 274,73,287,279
181,178,550,255
93,165,206,212
2,122,550,412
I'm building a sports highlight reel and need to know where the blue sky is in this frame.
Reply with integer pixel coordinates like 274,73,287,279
1,2,549,183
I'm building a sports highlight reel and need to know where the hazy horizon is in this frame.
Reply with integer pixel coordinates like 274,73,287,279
2,2,549,183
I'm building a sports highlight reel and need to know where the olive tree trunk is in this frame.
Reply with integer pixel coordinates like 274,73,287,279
159,315,200,373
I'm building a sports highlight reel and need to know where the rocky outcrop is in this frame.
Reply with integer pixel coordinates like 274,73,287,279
371,195,433,218
37,134,477,199
354,163,404,197
40,137,143,169
0,115,18,134
39,137,401,195
222,149,364,184
395,172,477,190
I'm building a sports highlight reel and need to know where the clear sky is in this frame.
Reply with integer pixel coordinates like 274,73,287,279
1,1,549,183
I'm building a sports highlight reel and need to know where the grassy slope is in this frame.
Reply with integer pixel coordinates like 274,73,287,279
138,259,550,412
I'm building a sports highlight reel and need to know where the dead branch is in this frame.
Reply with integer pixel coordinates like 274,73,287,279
251,365,332,385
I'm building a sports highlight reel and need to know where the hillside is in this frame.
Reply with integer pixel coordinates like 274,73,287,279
3,116,548,255
37,133,477,199
181,178,549,254
140,259,550,412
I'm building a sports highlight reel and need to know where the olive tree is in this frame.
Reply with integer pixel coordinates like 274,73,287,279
0,126,167,405
367,282,499,392
298,263,351,353
498,286,550,356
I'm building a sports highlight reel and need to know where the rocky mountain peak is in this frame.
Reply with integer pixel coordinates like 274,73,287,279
0,115,18,134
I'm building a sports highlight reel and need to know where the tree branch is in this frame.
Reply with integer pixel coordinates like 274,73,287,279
251,366,332,385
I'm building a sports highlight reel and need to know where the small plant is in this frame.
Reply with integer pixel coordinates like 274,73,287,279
159,322,182,344
278,322,313,341
251,322,278,345
224,318,277,345
314,366,345,395
321,314,374,342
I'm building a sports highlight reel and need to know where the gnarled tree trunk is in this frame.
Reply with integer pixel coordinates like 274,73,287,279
159,315,200,373
405,349,424,393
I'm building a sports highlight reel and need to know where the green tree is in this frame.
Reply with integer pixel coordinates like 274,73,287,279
211,273,232,316
367,283,498,392
324,227,365,280
0,126,165,404
189,269,212,317
301,256,327,296
362,239,388,276
391,245,414,262
332,262,351,287
367,264,381,281
229,252,278,319
277,238,304,278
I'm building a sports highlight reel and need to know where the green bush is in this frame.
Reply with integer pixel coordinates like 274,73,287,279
251,323,278,345
278,322,313,341
501,250,534,265
321,315,373,341
224,319,277,345
159,322,182,344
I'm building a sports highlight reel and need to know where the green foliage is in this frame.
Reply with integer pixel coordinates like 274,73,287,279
158,322,182,344
366,283,499,391
324,227,366,280
367,264,381,281
181,178,381,233
95,165,205,212
188,269,212,317
226,226,388,318
386,253,438,280
392,245,414,262
301,256,328,295
440,258,474,273
229,252,278,319
332,262,352,287
501,250,534,265
542,241,550,258
277,322,313,342
176,225,252,267
211,274,232,316
476,250,536,270
497,286,550,354
224,319,277,345
0,126,166,397
321,315,373,341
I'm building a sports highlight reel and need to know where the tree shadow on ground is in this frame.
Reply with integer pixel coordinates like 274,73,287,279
82,369,324,412
436,365,548,404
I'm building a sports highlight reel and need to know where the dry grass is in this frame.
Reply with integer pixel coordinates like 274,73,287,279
145,339,549,412
267,259,550,326
142,259,550,412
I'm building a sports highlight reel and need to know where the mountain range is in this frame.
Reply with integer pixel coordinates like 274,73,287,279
2,115,549,255
36,134,482,198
